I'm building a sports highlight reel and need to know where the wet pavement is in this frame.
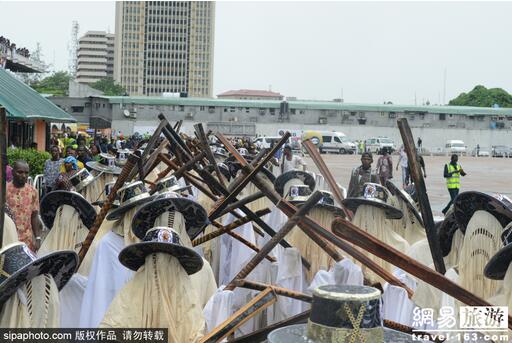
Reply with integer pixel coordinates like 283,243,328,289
304,153,512,216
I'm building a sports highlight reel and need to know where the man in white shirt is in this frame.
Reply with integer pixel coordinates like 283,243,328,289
274,145,307,174
396,146,409,188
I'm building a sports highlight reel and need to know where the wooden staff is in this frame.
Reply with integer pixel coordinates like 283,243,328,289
156,122,306,264
199,287,277,343
158,156,266,238
231,310,310,343
193,208,271,246
234,279,312,303
216,191,265,219
77,153,140,265
194,123,228,188
0,108,6,248
303,139,352,219
141,138,169,179
397,118,445,274
217,135,413,297
208,132,290,221
127,119,168,181
332,217,512,330
225,191,323,291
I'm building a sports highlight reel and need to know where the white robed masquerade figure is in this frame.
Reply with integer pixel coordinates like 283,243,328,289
458,210,504,300
100,222,206,342
342,183,409,284
38,191,96,256
0,213,77,328
78,206,142,328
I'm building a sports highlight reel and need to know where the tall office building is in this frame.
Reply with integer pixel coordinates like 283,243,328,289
114,1,215,97
76,31,115,84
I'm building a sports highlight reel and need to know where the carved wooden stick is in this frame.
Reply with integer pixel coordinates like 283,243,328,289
224,191,323,291
234,279,312,303
231,310,310,343
78,154,140,265
216,134,413,297
216,191,266,219
332,217,512,330
303,139,352,219
193,208,271,247
397,118,446,274
199,287,277,343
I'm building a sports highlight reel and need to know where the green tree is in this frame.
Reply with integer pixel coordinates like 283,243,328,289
90,77,127,96
30,71,71,96
449,85,512,108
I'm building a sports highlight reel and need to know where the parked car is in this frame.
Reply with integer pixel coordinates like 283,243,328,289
471,146,490,157
318,132,356,154
365,137,395,154
492,145,510,158
445,140,467,155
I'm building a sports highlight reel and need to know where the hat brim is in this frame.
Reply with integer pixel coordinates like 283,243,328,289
275,170,315,196
342,198,403,219
119,242,203,274
86,161,122,175
267,324,414,343
40,191,97,230
436,209,460,257
0,248,78,306
386,181,423,226
454,191,512,233
132,197,208,240
106,195,156,221
293,201,346,218
484,244,512,280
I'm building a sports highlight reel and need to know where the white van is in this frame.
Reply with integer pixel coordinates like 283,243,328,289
445,140,466,155
365,137,396,154
253,136,299,150
319,132,356,154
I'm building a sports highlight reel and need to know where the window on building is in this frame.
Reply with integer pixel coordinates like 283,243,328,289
71,106,84,113
439,113,446,120
350,111,357,116
179,105,185,112
269,108,275,115
199,106,205,111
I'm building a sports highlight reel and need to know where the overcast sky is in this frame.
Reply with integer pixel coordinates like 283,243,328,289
3,1,512,104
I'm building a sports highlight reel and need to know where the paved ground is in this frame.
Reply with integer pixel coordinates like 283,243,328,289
303,153,512,216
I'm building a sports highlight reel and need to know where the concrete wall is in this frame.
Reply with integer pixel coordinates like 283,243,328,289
111,116,512,151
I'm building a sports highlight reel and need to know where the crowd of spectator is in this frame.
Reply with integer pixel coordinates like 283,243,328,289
0,36,31,58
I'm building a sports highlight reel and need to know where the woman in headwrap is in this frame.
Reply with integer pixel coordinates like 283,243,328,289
54,156,78,191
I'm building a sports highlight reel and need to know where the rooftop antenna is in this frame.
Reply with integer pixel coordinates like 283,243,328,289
68,20,79,76
414,92,417,106
341,88,344,103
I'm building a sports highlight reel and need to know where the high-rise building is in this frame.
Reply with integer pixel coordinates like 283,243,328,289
114,1,215,97
76,31,115,84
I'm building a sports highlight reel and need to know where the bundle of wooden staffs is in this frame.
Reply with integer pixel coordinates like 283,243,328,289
99,114,512,341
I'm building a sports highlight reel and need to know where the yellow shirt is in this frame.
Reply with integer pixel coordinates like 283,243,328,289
60,160,84,173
